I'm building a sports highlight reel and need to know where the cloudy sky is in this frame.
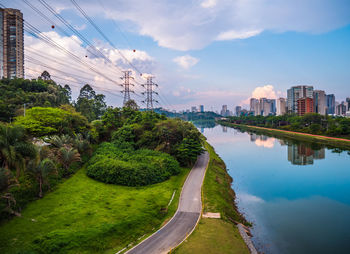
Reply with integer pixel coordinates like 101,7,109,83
4,0,350,111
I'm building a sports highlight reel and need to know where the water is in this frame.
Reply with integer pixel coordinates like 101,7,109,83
200,124,350,254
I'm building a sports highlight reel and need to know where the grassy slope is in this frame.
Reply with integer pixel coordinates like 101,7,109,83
220,121,350,149
174,143,249,254
0,167,189,254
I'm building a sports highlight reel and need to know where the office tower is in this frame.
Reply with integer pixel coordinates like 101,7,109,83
250,98,259,116
270,99,276,114
0,8,24,78
199,105,204,113
313,90,327,115
235,106,241,116
191,106,197,112
221,105,228,116
326,94,335,115
336,102,347,116
347,98,350,111
276,98,287,116
287,85,313,113
297,97,314,116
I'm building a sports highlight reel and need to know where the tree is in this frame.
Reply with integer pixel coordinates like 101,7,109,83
40,71,51,81
0,124,36,179
28,147,56,198
75,84,107,121
57,147,81,175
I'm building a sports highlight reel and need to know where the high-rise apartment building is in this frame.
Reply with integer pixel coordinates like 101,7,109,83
326,94,335,115
250,98,259,116
287,85,313,113
191,106,197,112
313,90,327,115
0,8,24,79
297,97,314,116
221,105,229,117
276,98,287,116
235,106,242,116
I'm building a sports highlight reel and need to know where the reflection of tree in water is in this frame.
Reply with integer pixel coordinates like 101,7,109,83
193,120,217,129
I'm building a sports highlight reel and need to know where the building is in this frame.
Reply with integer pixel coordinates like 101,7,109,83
276,98,287,116
0,8,24,78
220,105,229,117
297,97,314,116
287,85,313,113
336,102,347,116
235,106,242,116
199,105,204,113
191,106,197,112
326,94,335,115
250,98,259,116
313,90,327,115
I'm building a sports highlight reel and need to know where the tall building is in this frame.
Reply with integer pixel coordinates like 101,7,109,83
250,98,259,116
199,105,204,113
326,94,335,115
276,98,287,116
336,102,347,116
235,106,242,116
220,105,229,117
287,85,313,113
0,8,24,78
313,90,327,115
297,97,314,116
191,106,197,112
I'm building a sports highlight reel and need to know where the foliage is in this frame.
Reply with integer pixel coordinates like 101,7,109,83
87,143,180,186
0,78,72,122
226,113,350,138
14,106,89,136
75,84,107,121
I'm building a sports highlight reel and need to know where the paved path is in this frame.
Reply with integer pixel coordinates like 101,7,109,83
126,151,209,254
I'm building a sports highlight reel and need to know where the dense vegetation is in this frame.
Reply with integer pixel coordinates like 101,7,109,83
0,76,203,223
86,143,180,186
224,113,350,138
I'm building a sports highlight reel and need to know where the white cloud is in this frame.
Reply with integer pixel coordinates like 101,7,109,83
201,0,217,8
76,0,350,51
237,192,265,203
173,55,199,69
251,85,277,99
255,138,275,148
216,29,262,41
24,32,155,106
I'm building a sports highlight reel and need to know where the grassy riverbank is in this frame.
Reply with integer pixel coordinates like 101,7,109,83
0,167,189,254
175,143,249,254
219,121,350,150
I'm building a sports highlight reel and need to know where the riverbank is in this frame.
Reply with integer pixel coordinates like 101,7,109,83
174,142,251,253
218,121,350,150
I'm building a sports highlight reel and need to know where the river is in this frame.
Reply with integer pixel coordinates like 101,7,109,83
199,123,350,254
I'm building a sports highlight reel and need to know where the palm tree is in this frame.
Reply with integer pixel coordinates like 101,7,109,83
47,134,73,149
74,133,91,155
57,147,81,175
28,147,56,198
0,125,36,179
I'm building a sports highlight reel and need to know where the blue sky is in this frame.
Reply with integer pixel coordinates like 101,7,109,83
4,0,350,111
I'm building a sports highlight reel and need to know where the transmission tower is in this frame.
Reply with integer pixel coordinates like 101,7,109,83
120,70,134,105
142,76,158,110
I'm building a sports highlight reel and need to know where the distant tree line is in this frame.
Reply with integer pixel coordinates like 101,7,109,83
223,113,350,138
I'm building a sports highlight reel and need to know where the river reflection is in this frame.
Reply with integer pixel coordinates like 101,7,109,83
199,125,350,254
249,133,326,165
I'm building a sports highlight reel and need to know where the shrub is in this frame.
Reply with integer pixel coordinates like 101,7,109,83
86,143,180,186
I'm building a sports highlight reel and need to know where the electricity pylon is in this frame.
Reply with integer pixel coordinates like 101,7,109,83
142,76,158,110
120,70,134,106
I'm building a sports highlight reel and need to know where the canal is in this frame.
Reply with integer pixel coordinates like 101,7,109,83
200,124,350,254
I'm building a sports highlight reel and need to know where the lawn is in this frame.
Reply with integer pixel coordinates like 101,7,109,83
174,142,249,253
0,167,189,254
174,218,249,254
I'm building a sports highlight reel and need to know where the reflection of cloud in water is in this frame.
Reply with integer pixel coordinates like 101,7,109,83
237,192,265,204
255,138,275,148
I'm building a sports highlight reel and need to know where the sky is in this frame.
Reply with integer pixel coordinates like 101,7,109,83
4,0,350,111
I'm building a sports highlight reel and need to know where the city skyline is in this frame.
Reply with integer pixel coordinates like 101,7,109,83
1,0,350,111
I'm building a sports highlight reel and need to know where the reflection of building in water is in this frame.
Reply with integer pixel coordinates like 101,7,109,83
279,140,287,146
250,133,257,142
200,127,204,133
222,126,227,132
287,143,325,165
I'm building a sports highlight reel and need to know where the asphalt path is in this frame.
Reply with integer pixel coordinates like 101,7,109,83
126,151,209,254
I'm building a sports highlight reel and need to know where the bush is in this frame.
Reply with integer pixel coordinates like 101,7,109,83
86,143,180,186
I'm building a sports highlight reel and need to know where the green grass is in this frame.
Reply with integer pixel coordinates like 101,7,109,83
174,219,249,254
0,167,189,254
174,142,249,253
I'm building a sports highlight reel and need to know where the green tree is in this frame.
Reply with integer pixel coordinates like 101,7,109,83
57,147,81,175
